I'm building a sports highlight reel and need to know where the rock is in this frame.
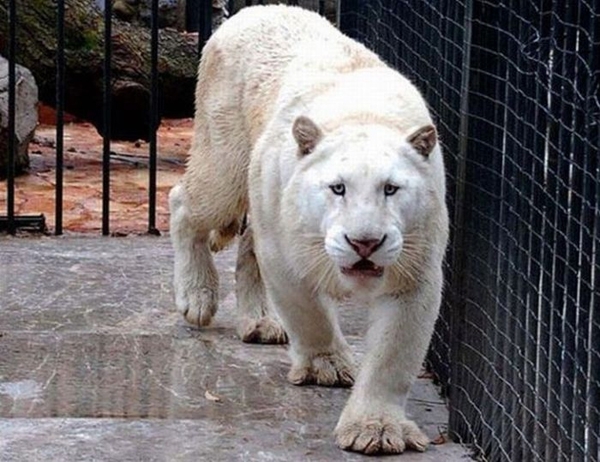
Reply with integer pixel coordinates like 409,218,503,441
0,0,199,141
0,56,38,179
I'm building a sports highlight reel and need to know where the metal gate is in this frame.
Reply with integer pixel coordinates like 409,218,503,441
1,0,329,236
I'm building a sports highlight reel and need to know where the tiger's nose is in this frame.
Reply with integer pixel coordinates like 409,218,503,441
345,235,387,259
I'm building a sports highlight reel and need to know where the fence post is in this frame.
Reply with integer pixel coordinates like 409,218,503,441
6,0,17,235
199,0,212,55
102,0,113,236
148,0,160,235
447,1,510,453
186,0,212,54
446,0,473,442
55,0,65,235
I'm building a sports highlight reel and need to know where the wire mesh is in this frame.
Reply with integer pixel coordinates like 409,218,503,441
340,1,599,460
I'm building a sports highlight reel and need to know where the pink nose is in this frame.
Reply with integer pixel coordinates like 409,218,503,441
345,235,387,259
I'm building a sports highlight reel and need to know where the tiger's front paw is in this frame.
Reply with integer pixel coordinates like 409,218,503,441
335,414,429,455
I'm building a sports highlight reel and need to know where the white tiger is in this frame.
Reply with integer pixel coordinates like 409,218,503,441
169,5,449,454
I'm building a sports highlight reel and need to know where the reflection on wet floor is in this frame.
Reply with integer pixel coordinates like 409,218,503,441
1,331,341,422
0,237,469,461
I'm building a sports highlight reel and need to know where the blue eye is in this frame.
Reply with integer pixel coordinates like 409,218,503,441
330,184,346,196
384,184,400,196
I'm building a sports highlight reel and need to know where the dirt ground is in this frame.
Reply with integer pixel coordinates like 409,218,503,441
0,116,191,234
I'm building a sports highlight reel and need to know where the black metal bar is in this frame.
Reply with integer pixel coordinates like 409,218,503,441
186,0,198,31
148,0,159,235
446,0,472,434
556,2,579,458
488,4,511,456
451,0,501,449
55,0,65,235
319,0,325,16
428,0,465,394
502,5,526,458
585,5,600,458
566,3,590,459
589,130,600,460
198,0,212,57
545,4,569,457
102,0,113,235
521,3,550,459
533,5,553,458
6,0,17,235
509,4,528,457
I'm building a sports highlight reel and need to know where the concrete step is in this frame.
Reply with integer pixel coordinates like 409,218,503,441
0,236,471,461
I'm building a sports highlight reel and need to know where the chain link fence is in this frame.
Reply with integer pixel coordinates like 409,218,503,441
340,1,599,460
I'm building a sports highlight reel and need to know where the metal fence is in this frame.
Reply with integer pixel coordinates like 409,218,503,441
1,0,181,235
340,1,599,460
0,0,328,235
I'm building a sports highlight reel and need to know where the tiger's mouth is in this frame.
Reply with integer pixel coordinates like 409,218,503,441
341,259,384,278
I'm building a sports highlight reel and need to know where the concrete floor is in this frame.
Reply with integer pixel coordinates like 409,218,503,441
0,236,471,461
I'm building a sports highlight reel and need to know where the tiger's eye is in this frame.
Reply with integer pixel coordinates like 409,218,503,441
330,184,346,196
384,184,400,196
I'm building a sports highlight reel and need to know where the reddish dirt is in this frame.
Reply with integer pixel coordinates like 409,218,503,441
0,117,191,234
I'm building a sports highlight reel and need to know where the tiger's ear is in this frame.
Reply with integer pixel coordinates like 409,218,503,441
407,125,437,157
293,116,323,156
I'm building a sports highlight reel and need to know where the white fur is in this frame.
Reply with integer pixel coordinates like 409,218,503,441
170,5,449,455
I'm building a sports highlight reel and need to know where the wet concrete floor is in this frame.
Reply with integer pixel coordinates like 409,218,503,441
0,236,470,461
